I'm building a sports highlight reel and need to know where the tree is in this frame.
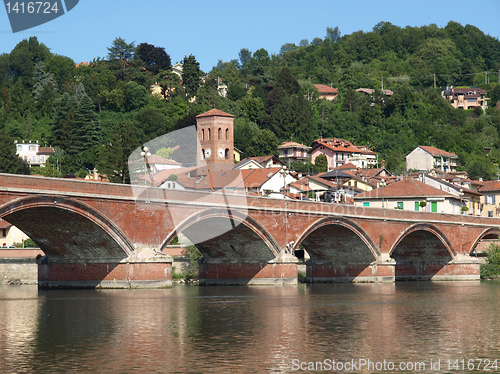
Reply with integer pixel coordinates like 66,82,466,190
182,54,201,99
156,147,175,159
314,154,328,172
326,26,341,43
98,121,141,183
246,129,279,156
107,37,136,81
9,37,51,86
107,37,135,62
0,128,29,174
70,92,102,169
136,43,171,76
51,92,77,151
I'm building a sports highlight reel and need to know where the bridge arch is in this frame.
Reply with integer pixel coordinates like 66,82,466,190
161,208,280,261
469,227,500,255
390,223,455,259
0,195,134,259
295,217,380,264
390,223,455,280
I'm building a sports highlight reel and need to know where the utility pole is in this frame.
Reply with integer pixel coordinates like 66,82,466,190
434,73,436,89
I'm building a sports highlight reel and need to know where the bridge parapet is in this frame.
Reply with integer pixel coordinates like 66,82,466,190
0,173,498,286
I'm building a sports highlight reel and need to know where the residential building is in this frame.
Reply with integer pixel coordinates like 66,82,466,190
193,167,297,196
314,84,338,101
233,158,263,170
442,87,489,110
233,147,242,163
353,178,464,214
356,88,393,96
479,181,500,217
278,141,310,165
310,138,377,170
145,154,183,174
417,174,481,215
172,63,183,78
0,219,29,247
406,145,459,173
15,140,55,167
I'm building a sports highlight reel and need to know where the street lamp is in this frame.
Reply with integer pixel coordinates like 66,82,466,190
459,188,464,215
380,179,386,208
140,146,151,185
279,166,289,197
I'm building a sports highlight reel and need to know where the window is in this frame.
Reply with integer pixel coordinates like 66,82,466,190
208,128,211,140
397,202,404,210
487,195,496,205
363,202,369,207
218,128,222,140
226,128,229,140
1,229,5,237
488,211,494,217
431,201,438,213
202,129,205,141
225,148,229,160
414,202,420,211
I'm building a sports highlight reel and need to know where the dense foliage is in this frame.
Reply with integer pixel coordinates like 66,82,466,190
480,243,500,278
1,21,500,180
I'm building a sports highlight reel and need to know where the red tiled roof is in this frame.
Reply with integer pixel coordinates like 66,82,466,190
312,139,361,154
147,154,181,166
278,141,309,149
248,155,283,165
354,178,456,199
418,146,457,157
479,180,500,193
150,166,198,187
196,109,234,118
0,220,12,229
314,84,338,94
37,147,55,154
194,167,285,190
334,162,357,170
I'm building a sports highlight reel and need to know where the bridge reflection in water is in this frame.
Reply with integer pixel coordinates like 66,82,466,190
0,173,498,288
0,283,499,372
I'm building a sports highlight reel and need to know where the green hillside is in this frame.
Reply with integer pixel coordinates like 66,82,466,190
1,21,500,180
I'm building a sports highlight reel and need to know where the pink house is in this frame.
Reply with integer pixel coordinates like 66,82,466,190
311,138,377,170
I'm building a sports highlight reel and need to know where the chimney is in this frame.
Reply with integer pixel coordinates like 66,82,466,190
381,160,385,168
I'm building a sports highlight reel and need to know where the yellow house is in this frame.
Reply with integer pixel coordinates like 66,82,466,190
479,181,500,217
233,147,242,163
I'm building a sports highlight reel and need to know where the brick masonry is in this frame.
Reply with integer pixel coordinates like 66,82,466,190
0,173,499,286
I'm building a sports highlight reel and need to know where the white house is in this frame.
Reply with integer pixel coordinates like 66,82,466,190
353,178,464,214
406,146,459,173
15,140,54,167
193,167,297,196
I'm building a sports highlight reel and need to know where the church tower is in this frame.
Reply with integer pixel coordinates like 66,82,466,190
196,109,234,173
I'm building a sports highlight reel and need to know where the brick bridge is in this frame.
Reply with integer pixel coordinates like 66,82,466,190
0,173,498,288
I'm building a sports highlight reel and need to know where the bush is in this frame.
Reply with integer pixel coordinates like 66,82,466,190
480,243,500,279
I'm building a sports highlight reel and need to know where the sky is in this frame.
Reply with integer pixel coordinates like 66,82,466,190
1,0,500,73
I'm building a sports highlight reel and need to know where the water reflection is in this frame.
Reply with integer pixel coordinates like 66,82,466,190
0,282,499,372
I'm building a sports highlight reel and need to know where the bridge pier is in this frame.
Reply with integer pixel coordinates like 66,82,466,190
198,252,298,285
37,255,173,289
394,254,481,281
306,257,396,283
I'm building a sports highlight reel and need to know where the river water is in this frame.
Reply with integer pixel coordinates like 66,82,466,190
0,281,500,373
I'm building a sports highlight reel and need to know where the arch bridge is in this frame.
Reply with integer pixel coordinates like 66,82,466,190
0,174,497,288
